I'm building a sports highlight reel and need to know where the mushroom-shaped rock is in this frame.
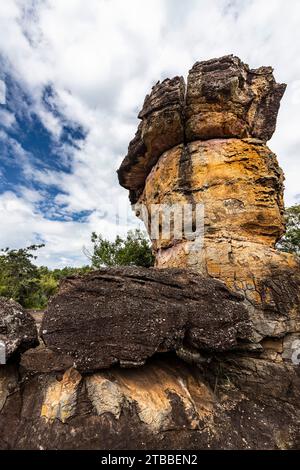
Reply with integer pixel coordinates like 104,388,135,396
117,55,286,202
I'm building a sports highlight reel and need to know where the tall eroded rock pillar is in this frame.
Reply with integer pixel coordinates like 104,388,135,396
118,55,300,347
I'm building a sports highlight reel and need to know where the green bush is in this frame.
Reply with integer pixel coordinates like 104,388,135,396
0,230,154,309
91,229,154,268
277,204,300,256
0,245,90,309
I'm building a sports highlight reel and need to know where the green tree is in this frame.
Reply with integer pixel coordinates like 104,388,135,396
36,265,91,308
90,229,154,268
278,204,300,256
0,244,45,307
0,244,92,309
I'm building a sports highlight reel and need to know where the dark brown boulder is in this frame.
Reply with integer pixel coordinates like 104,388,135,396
41,267,250,372
186,55,286,142
20,346,74,373
0,297,38,362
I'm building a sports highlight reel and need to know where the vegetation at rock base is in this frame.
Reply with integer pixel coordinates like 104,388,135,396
0,229,154,309
0,244,45,308
277,204,300,256
90,229,154,268
0,244,90,309
2,202,297,312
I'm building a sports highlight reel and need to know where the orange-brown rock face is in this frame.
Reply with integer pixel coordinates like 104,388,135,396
118,55,300,347
137,138,300,342
140,139,285,250
118,55,286,204
1,56,300,452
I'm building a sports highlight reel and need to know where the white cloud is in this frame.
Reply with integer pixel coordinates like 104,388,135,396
0,0,299,266
0,109,15,128
0,79,6,104
0,191,141,268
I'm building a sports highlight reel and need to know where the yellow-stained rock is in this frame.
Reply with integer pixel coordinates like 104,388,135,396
41,367,82,423
85,360,214,433
136,138,300,345
139,139,285,249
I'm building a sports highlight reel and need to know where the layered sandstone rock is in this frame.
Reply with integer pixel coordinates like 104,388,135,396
1,346,299,449
0,56,299,451
118,55,300,351
118,55,286,203
0,267,299,449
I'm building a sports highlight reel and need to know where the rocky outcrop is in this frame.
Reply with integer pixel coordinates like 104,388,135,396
0,269,299,450
41,267,249,372
1,350,299,449
0,297,38,360
185,56,286,142
1,56,299,450
135,137,300,345
118,55,300,356
118,55,286,203
118,77,185,200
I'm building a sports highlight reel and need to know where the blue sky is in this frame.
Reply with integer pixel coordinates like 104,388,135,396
0,0,299,267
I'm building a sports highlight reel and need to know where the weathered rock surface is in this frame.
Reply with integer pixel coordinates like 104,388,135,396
186,55,286,142
1,352,299,450
118,55,286,202
1,56,299,451
0,297,38,360
134,136,300,347
119,57,299,356
41,267,250,372
139,138,285,249
118,77,185,200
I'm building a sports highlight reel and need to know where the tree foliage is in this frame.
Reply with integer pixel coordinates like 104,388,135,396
0,245,90,309
0,230,154,309
90,229,154,268
0,244,45,308
278,204,300,256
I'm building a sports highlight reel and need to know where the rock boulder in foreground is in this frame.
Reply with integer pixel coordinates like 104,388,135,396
41,267,250,372
0,297,38,360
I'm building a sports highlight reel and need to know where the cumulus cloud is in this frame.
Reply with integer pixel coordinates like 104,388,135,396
0,190,141,268
0,0,299,266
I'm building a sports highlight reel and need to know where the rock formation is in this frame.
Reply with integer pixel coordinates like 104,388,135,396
0,56,299,450
118,54,300,353
41,267,250,371
0,297,38,360
118,55,286,203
